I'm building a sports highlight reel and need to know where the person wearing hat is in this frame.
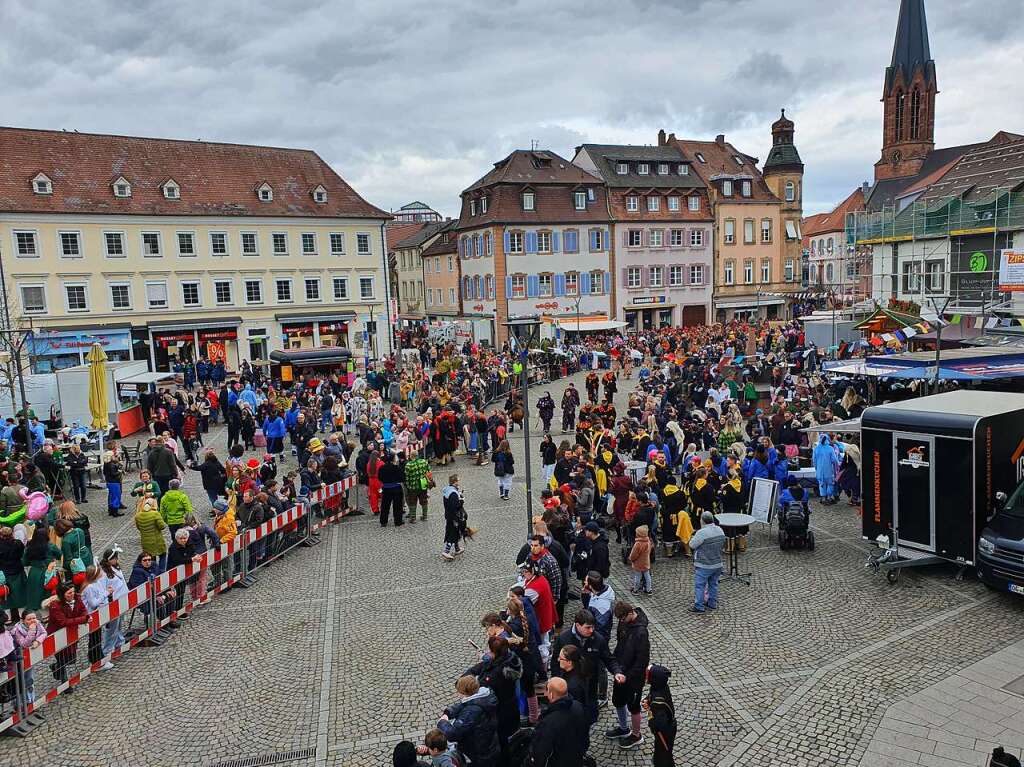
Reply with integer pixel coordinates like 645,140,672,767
302,436,325,468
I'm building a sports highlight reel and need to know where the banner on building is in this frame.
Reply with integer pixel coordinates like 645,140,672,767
998,249,1024,292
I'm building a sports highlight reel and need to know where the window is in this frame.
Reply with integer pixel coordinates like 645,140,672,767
689,265,704,285
181,281,201,306
650,229,663,247
667,196,679,211
688,196,700,212
32,174,52,195
670,229,684,247
695,153,706,163
305,278,322,302
647,196,660,212
356,233,371,255
628,230,642,247
141,232,161,257
785,181,796,202
743,220,755,244
301,233,317,255
104,231,125,257
244,279,263,304
272,233,288,255
565,272,578,295
743,260,753,284
481,197,488,213
522,192,535,211
638,163,649,175
59,231,81,258
617,162,628,175
761,219,772,243
13,230,36,257
359,276,374,299
65,284,88,312
785,259,795,282
146,281,168,309
591,229,605,251
508,231,523,253
463,276,473,299
163,181,180,200
110,283,132,311
214,280,233,305
511,274,526,298
177,232,196,257
722,180,733,197
538,273,553,297
626,195,639,212
724,219,736,245
328,277,346,301
690,229,704,247
470,199,477,216
911,88,922,140
276,279,294,303
241,232,259,256
678,164,688,175
734,156,744,166
20,285,45,313
313,187,327,203
741,181,751,197
926,260,944,293
425,290,432,307
450,287,457,304
574,191,586,210
785,220,799,240
649,266,663,288
329,233,345,255
258,184,273,202
825,263,835,283
827,237,834,253
761,259,771,283
724,261,735,285
589,270,603,294
658,163,669,175
537,231,552,253
627,267,642,288
113,178,131,198
847,261,857,280
485,232,492,256
210,232,228,256
447,255,454,272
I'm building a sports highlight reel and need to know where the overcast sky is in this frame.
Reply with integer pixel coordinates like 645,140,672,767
2,0,1022,217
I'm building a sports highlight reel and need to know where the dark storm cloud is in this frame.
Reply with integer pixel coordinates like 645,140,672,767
1,0,1021,217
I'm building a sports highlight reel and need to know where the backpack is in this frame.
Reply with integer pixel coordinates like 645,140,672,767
493,454,505,477
506,726,533,767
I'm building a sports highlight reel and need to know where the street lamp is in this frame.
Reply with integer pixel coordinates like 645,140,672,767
503,316,542,537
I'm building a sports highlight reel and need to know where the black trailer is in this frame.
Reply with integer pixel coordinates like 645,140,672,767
861,390,1024,582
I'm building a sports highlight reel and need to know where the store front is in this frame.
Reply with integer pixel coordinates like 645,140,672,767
28,326,133,373
276,312,355,351
148,317,242,372
714,297,785,323
318,321,349,348
625,297,674,331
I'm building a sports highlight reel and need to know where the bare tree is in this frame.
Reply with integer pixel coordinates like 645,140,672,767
0,279,36,453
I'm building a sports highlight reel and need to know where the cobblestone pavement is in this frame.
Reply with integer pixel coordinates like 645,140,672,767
2,370,1023,767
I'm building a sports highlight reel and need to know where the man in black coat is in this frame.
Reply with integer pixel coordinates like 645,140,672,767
549,609,624,726
609,600,652,749
528,677,589,767
583,522,610,579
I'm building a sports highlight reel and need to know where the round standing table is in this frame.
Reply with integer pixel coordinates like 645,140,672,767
716,512,756,585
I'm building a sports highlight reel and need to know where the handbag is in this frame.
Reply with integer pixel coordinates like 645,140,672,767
70,557,87,586
43,561,60,592
0,570,7,602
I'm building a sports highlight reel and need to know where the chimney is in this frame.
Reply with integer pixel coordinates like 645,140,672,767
657,129,666,146
861,181,871,199
715,134,726,146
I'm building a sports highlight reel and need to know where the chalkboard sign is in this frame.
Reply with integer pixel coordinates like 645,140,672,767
747,477,779,525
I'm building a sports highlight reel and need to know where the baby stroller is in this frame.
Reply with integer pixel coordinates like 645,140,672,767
778,499,814,550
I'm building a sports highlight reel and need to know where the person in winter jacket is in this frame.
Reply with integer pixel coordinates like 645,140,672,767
549,608,624,726
645,664,677,767
436,675,500,767
46,582,88,683
813,433,841,504
159,479,193,538
493,440,514,500
528,677,589,767
103,450,125,518
536,392,555,433
192,450,227,508
442,475,468,561
466,635,523,761
609,600,651,750
520,560,557,637
629,525,653,595
583,522,610,579
262,412,287,457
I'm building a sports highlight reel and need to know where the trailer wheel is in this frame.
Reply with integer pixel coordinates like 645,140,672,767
886,569,900,585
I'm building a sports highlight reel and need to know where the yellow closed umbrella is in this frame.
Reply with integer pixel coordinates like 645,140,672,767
87,343,110,456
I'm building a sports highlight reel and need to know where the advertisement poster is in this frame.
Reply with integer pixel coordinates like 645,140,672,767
998,249,1024,292
207,341,226,364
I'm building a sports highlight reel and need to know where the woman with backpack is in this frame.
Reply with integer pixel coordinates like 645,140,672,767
493,440,514,500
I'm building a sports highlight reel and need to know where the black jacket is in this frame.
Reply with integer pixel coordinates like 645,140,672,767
549,625,620,691
192,458,227,495
166,539,197,569
587,532,610,579
65,451,89,475
466,650,523,737
439,691,500,765
528,696,588,767
615,608,651,685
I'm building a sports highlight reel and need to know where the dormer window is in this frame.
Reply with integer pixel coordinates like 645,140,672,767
638,163,649,175
481,196,488,213
522,191,535,211
112,176,132,198
312,185,328,203
722,180,733,196
617,162,628,175
256,182,274,202
162,179,180,200
442,233,450,244
678,164,689,175
695,153,706,163
470,199,477,216
658,163,669,175
574,191,586,210
734,156,744,166
32,173,53,195
741,181,751,197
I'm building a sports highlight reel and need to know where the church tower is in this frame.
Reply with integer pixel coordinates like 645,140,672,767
874,0,938,181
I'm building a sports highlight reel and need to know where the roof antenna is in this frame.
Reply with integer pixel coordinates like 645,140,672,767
530,139,538,151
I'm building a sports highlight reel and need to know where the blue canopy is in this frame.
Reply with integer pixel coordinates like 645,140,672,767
883,367,988,381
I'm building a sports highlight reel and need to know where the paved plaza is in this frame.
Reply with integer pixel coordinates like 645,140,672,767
2,371,1023,767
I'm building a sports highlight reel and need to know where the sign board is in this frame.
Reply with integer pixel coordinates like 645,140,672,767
747,477,779,524
632,296,666,305
998,249,1024,292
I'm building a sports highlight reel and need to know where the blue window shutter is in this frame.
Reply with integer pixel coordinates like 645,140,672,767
503,231,511,252
476,235,483,256
589,230,598,251
604,271,611,294
505,276,513,298
605,229,611,249
554,274,565,296
526,231,538,253
566,230,577,252
552,231,560,253
581,271,591,294
527,275,539,297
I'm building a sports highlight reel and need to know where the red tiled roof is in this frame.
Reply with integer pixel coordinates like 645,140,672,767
802,187,866,237
386,223,427,252
0,126,389,219
668,137,779,203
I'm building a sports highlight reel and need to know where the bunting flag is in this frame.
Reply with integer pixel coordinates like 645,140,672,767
986,317,1000,329
976,317,986,329
881,333,895,342
894,330,907,342
951,314,962,324
903,326,917,339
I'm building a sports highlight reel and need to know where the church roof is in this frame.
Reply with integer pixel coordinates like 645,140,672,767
884,0,937,93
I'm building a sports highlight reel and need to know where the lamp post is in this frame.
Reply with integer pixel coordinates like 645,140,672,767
503,316,541,537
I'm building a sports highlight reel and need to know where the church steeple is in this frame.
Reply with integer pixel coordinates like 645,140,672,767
875,0,938,182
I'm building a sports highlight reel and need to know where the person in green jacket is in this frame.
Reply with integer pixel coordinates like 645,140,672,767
131,470,162,501
134,496,168,570
22,526,61,611
55,518,93,579
159,479,193,539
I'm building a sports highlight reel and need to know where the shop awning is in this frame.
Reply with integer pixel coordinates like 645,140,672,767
148,317,242,332
554,319,629,332
714,297,786,309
